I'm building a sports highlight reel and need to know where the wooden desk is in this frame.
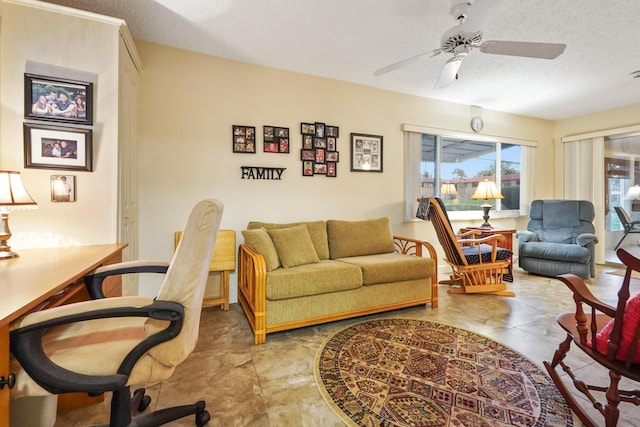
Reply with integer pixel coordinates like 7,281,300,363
0,243,127,427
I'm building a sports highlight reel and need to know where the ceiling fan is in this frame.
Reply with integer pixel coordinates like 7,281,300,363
374,0,566,89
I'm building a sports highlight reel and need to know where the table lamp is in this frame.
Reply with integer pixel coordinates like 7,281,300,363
627,185,640,200
471,179,503,228
440,183,458,200
0,171,37,259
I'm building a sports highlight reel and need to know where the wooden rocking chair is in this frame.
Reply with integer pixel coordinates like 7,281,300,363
419,197,514,296
545,248,640,427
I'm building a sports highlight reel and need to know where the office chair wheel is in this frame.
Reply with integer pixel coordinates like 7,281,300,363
138,394,152,412
195,400,210,426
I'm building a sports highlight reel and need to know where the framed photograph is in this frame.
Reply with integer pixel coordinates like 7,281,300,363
326,125,339,138
301,149,315,161
302,160,314,176
51,175,76,202
314,138,326,149
233,125,256,153
24,74,93,125
315,148,325,164
326,151,339,162
326,162,337,177
327,137,337,151
315,122,325,138
314,163,327,175
263,126,275,142
24,123,92,171
301,122,315,135
303,135,313,149
350,133,383,173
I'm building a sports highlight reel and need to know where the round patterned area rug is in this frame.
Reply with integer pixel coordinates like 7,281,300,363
314,318,572,426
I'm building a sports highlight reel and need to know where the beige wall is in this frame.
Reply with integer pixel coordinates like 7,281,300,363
135,41,557,299
0,0,122,247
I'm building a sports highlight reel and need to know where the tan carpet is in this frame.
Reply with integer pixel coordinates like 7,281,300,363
314,318,572,427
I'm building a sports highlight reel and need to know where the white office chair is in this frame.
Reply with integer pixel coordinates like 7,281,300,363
10,199,223,426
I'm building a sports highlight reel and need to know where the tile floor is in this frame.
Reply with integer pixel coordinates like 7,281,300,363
54,263,640,426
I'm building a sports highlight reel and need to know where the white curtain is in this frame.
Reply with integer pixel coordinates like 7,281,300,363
563,137,605,263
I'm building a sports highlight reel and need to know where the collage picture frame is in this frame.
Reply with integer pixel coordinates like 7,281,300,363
300,122,339,177
232,125,256,153
263,126,290,153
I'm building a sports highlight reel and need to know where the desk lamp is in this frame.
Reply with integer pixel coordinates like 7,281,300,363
0,171,37,259
471,179,503,228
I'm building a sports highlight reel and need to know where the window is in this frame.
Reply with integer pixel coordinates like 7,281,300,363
403,125,535,221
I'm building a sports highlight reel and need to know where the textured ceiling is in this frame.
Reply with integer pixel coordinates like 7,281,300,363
40,0,640,121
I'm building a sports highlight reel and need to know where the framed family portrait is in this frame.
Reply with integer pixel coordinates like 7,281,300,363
24,123,92,171
350,133,383,173
24,73,93,125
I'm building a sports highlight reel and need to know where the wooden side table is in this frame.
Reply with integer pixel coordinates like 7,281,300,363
460,226,515,281
174,229,236,310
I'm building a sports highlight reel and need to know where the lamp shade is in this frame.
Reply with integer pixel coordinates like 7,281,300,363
440,183,458,196
0,171,36,207
471,179,504,201
628,185,640,200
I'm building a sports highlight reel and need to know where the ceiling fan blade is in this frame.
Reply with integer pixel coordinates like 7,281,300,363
374,51,433,76
461,0,504,33
479,40,566,59
434,56,463,89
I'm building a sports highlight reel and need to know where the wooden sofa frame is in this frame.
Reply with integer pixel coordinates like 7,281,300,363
238,236,438,344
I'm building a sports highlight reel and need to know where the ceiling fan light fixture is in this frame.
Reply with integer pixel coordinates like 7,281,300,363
449,1,471,21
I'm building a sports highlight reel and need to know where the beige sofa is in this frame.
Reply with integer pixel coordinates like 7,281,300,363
237,217,438,344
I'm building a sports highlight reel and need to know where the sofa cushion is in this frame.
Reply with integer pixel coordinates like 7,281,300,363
461,244,512,264
327,217,394,259
241,228,280,271
267,225,320,268
519,241,591,263
266,260,362,300
247,220,329,260
336,252,435,285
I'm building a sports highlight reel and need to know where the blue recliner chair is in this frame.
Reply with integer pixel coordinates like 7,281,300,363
516,199,598,279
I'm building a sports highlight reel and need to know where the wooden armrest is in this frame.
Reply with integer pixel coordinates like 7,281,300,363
457,229,481,239
393,235,437,260
237,243,268,344
557,273,615,317
458,234,505,246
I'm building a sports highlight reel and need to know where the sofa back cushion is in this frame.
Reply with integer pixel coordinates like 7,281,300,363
241,228,280,271
247,220,329,260
327,217,395,259
267,225,320,268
